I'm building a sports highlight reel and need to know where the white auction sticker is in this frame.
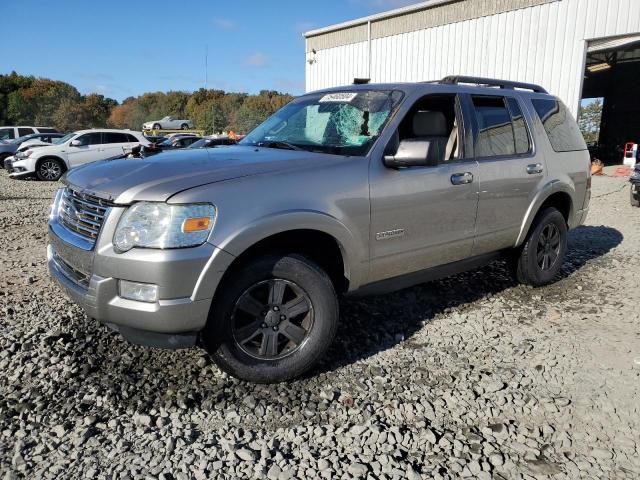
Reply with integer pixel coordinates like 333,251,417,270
319,92,358,103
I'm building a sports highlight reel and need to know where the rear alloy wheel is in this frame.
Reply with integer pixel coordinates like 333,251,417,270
36,159,64,181
181,123,189,130
512,207,567,286
203,254,338,383
153,123,161,130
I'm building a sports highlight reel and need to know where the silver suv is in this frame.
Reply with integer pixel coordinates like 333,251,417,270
47,77,591,383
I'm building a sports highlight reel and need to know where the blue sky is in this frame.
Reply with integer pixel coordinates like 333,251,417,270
1,0,419,102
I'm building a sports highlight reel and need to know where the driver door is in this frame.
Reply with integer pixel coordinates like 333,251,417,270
368,91,480,282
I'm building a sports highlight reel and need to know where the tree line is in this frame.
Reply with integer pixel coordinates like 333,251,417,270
1,71,294,134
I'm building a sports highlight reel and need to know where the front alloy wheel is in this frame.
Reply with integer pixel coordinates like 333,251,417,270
36,159,63,181
232,279,313,360
204,254,339,383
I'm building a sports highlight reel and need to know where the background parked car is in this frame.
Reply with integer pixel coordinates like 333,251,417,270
0,132,66,168
630,162,640,207
187,135,237,149
0,126,57,141
9,129,149,181
157,135,202,149
142,116,193,130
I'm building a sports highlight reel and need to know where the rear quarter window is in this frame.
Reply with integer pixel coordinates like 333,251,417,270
531,99,586,152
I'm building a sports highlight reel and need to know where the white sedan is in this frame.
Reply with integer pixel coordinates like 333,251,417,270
142,116,193,130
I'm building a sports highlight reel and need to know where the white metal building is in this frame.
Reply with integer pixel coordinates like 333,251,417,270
304,0,640,120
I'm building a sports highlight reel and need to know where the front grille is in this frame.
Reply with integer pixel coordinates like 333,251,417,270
59,188,112,244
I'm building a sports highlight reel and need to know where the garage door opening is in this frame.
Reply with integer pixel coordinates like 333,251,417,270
580,34,640,165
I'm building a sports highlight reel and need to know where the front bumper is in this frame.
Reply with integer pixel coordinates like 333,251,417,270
8,158,35,179
47,205,235,349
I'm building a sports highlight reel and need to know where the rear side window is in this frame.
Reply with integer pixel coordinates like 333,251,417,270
506,97,531,154
18,127,35,137
37,128,57,133
471,96,516,157
103,132,130,143
126,134,139,143
531,99,586,152
0,128,15,140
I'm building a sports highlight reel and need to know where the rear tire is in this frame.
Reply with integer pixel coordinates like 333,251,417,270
36,158,64,181
631,186,640,207
511,207,567,286
203,254,338,383
181,123,189,130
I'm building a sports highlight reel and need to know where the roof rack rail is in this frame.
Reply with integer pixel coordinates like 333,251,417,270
440,76,548,93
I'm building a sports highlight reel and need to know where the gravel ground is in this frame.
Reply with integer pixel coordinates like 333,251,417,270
1,169,639,480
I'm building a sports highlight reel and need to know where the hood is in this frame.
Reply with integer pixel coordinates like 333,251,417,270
63,145,336,204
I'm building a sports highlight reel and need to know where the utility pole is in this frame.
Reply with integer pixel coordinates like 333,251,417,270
205,44,208,90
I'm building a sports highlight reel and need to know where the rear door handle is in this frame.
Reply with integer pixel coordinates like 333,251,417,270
451,172,474,185
527,163,544,174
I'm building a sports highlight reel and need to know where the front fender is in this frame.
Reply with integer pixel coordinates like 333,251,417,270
212,209,366,290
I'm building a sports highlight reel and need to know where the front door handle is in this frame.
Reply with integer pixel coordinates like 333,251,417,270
527,163,544,174
451,172,473,185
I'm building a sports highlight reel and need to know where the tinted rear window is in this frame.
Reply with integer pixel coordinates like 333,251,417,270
531,99,586,152
103,132,130,143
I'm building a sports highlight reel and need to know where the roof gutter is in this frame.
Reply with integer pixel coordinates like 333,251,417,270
303,0,459,38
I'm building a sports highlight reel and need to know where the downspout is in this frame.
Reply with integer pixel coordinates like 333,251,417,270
367,20,372,80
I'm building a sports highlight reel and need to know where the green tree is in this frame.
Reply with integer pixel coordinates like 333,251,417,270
578,99,603,144
236,90,293,133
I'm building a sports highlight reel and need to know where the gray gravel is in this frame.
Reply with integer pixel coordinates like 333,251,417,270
1,170,639,479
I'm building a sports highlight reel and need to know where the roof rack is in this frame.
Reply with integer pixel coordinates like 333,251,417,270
440,76,548,93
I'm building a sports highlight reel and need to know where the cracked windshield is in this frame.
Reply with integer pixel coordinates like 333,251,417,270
241,90,403,156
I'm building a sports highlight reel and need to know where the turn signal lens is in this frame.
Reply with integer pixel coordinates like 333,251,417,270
182,217,211,232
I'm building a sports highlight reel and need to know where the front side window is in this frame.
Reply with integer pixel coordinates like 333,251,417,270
531,99,587,152
75,132,102,146
55,133,75,144
241,90,404,156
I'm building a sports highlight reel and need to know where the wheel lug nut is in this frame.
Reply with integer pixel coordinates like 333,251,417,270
280,315,286,321
261,323,267,328
273,306,279,311
272,326,278,331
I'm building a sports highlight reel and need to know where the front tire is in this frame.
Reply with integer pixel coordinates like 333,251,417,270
153,123,161,130
512,207,567,286
203,254,339,383
36,158,64,181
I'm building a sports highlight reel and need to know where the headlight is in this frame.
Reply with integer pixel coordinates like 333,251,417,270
113,202,216,253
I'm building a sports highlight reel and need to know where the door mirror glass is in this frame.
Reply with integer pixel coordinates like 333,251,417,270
384,139,435,168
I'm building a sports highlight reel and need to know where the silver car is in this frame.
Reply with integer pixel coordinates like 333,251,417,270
48,77,591,383
142,116,193,131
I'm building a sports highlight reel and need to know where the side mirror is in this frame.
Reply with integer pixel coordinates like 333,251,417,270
69,139,82,147
383,139,435,168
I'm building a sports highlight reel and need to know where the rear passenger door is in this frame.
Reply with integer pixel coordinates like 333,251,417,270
102,132,132,158
463,94,546,255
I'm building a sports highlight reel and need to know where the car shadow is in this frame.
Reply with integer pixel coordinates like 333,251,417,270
45,225,622,416
310,224,623,376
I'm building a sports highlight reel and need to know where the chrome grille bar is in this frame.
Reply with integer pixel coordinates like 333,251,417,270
58,188,112,245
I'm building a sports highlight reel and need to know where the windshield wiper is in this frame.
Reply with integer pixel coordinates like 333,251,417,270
257,141,304,151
